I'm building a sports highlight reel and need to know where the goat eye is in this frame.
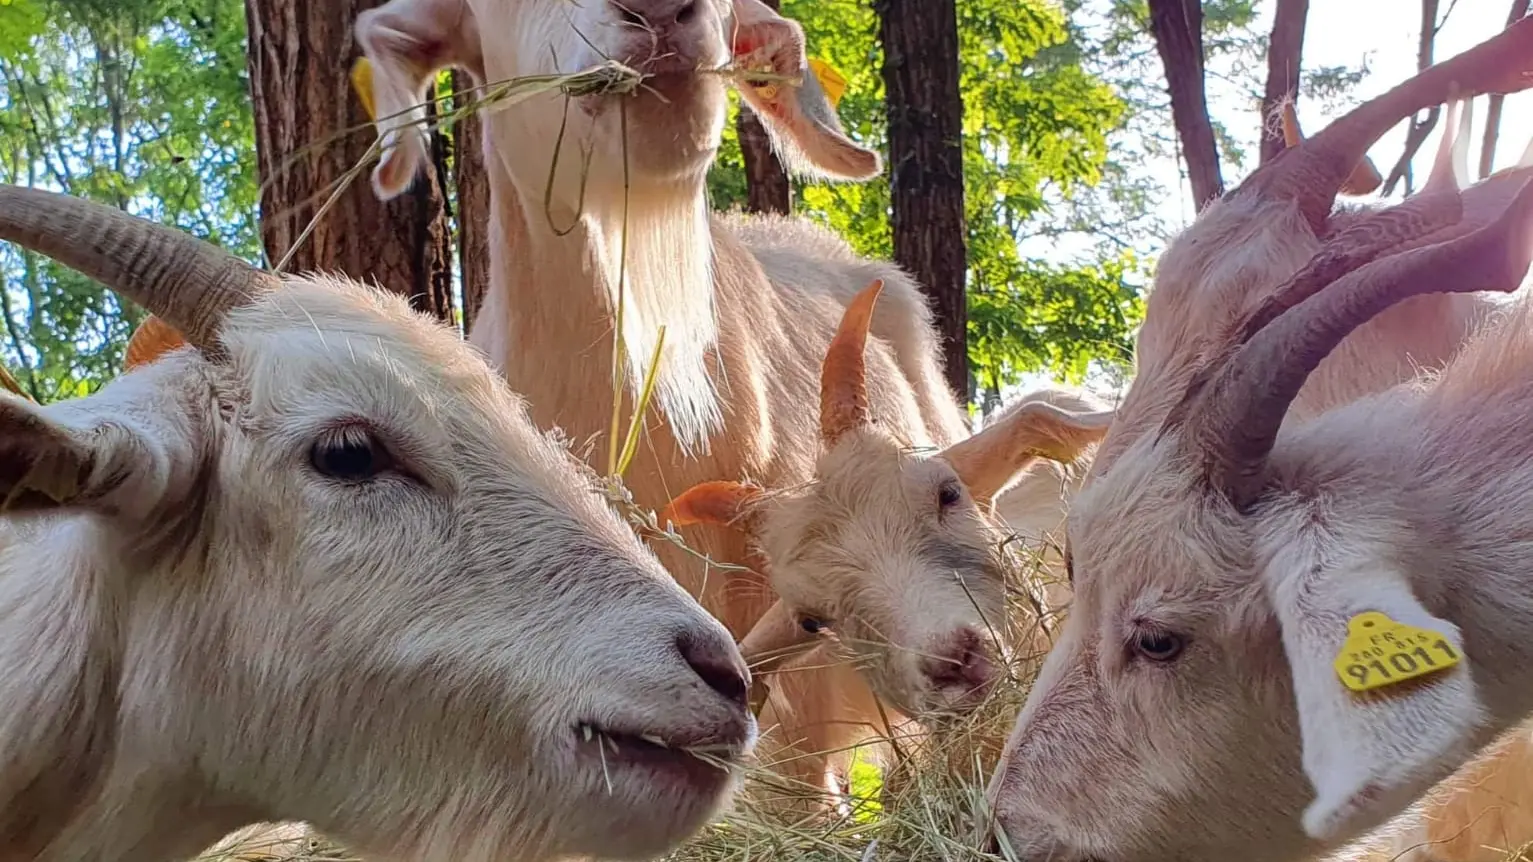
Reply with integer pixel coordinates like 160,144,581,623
937,480,963,509
1133,631,1185,662
310,426,393,482
800,617,826,634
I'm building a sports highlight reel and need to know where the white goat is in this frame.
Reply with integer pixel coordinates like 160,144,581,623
0,184,755,862
985,19,1533,862
351,0,971,804
659,281,1113,723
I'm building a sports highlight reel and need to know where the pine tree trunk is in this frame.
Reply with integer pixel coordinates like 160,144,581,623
1146,0,1223,211
245,0,455,322
1259,0,1308,166
877,0,969,402
453,70,491,332
735,0,791,216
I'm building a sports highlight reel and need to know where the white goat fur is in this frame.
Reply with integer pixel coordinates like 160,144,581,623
985,19,1533,862
355,0,970,799
0,260,756,861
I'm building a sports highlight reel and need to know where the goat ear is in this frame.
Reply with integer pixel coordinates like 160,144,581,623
940,402,1114,503
1264,542,1484,844
740,599,817,674
354,0,485,200
660,480,765,531
0,383,197,516
729,0,881,182
124,315,188,371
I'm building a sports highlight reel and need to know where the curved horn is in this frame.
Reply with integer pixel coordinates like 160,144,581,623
1281,100,1382,197
1185,176,1533,507
1234,98,1474,346
658,480,765,530
820,278,884,445
739,599,817,676
1240,17,1533,232
0,185,276,353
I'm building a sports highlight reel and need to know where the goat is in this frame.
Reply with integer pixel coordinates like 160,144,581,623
0,184,755,862
660,280,1112,723
348,0,972,804
984,19,1533,862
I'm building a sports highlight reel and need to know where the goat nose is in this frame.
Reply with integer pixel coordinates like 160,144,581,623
610,0,699,29
677,630,750,708
920,627,995,689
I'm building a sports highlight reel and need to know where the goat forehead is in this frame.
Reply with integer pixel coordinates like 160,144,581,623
219,282,562,472
1071,449,1226,594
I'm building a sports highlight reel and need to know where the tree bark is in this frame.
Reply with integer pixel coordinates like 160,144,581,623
735,0,791,215
877,0,969,402
245,0,454,322
1259,0,1308,166
453,70,491,333
1146,0,1223,211
1480,0,1531,180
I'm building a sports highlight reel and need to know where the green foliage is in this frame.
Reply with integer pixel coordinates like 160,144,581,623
707,0,1146,397
0,0,256,402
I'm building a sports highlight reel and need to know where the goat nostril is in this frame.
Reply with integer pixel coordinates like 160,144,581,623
677,632,750,708
674,1,697,24
923,628,994,688
610,1,647,27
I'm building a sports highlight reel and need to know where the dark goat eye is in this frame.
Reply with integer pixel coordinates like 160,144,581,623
937,480,963,508
1134,631,1185,662
800,617,825,634
310,425,392,482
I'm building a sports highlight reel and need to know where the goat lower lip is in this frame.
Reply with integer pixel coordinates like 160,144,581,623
574,723,744,772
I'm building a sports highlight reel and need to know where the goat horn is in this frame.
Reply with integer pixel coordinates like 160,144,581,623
1281,99,1383,196
1186,176,1533,507
820,279,884,445
1231,99,1474,345
0,185,276,355
1239,16,1533,233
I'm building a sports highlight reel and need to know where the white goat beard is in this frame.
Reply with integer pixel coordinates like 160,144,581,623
596,192,724,455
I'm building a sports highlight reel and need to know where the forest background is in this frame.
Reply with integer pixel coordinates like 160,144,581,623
0,0,1527,414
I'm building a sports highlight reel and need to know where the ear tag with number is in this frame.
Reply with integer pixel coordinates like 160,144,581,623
1333,611,1461,693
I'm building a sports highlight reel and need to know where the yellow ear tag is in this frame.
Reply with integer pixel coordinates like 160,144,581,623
1333,611,1461,693
351,57,378,122
808,57,847,109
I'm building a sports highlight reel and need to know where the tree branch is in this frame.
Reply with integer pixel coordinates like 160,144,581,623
1479,0,1531,180
1381,0,1440,198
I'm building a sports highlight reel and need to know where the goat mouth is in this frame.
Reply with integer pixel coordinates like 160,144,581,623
573,722,747,777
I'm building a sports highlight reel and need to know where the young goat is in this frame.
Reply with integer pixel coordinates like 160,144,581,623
661,281,1113,724
344,0,972,805
985,19,1533,862
0,185,754,862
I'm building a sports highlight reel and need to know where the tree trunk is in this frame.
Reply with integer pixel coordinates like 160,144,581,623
245,0,455,322
453,70,492,333
1146,0,1223,211
877,0,969,402
1480,0,1531,180
735,0,791,215
1259,0,1308,166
